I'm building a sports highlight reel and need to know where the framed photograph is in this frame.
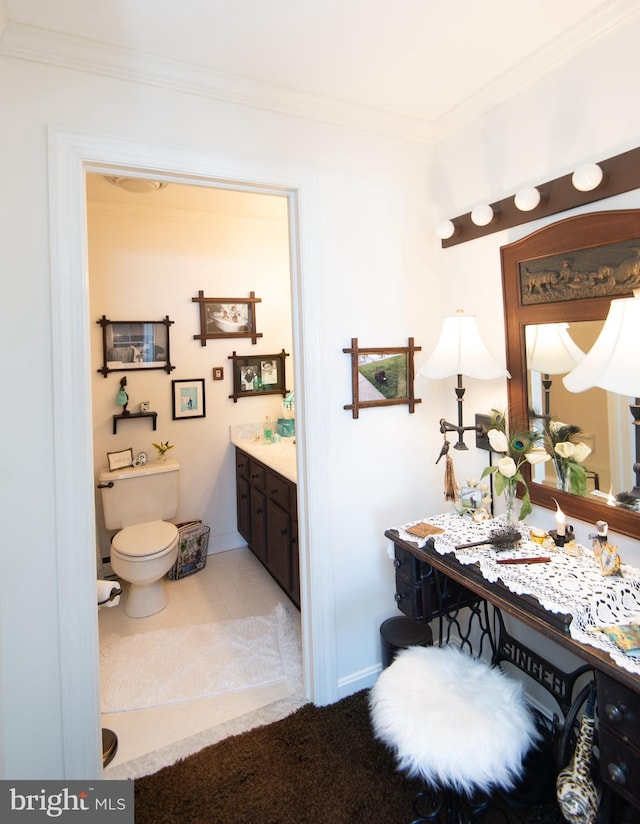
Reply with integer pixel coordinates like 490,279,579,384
97,315,175,376
192,290,263,345
343,338,422,419
107,447,134,472
228,350,289,402
172,378,206,420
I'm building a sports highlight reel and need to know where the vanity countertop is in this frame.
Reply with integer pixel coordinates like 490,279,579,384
231,435,297,484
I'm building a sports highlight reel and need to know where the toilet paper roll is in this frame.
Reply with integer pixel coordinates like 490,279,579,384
97,579,122,608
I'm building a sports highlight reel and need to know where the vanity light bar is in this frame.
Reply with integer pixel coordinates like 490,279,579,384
439,145,640,248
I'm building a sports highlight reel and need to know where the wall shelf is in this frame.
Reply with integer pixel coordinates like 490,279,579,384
112,411,157,435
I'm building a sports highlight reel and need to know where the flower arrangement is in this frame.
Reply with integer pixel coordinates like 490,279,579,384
536,417,592,496
152,440,174,461
481,410,551,522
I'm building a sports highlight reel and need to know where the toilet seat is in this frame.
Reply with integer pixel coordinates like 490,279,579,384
112,520,178,560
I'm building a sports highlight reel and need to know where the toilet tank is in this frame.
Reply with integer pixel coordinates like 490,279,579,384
98,459,179,529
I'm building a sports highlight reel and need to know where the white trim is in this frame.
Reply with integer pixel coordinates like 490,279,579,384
48,128,337,777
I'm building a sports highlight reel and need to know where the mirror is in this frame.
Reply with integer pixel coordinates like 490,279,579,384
502,209,640,539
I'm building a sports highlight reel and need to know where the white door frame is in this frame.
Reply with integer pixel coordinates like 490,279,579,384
48,128,337,777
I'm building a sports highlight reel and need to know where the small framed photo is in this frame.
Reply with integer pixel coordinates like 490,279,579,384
107,447,134,472
228,350,289,402
172,378,206,420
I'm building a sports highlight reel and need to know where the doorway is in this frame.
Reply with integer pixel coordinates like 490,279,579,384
49,129,336,777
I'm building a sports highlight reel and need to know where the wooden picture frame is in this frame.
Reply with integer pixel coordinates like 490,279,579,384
228,350,289,402
172,378,206,420
97,316,174,377
192,290,263,345
107,447,134,472
343,338,422,419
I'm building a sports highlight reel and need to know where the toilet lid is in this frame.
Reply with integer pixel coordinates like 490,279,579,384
112,520,178,558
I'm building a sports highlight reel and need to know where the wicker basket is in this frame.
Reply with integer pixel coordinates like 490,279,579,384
168,521,210,580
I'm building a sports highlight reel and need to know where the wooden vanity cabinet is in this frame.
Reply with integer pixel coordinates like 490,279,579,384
596,671,640,812
235,447,299,607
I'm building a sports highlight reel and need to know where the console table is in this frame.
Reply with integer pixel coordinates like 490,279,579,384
385,514,640,816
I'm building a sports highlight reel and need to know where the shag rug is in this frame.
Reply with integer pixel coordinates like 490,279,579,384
101,603,299,713
134,689,565,824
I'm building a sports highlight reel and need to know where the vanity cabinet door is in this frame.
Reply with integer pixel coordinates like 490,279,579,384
266,498,291,593
236,474,251,543
249,486,267,564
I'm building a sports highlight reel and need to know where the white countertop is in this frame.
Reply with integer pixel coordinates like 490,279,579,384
231,435,297,484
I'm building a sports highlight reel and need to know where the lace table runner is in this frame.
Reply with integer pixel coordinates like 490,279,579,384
391,513,640,676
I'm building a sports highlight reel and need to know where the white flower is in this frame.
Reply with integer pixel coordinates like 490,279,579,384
497,456,517,478
555,441,591,463
525,447,552,465
488,429,509,453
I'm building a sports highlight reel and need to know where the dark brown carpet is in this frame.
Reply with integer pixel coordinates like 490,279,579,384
134,690,565,824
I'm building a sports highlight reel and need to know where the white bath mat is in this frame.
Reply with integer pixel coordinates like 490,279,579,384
101,603,298,713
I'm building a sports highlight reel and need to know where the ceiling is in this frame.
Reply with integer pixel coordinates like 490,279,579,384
2,0,638,139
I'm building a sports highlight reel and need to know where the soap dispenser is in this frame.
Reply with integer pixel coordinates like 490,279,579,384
263,416,273,444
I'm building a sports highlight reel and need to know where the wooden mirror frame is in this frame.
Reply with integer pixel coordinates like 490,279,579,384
502,209,640,539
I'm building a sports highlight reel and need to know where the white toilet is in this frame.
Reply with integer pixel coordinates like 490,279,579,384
98,459,180,618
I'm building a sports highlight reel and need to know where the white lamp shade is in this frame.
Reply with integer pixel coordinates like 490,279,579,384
514,187,541,212
419,312,507,380
436,219,456,240
571,163,604,192
525,323,585,374
563,292,640,396
471,204,494,226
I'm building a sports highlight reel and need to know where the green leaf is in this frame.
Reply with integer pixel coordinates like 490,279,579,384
481,465,498,479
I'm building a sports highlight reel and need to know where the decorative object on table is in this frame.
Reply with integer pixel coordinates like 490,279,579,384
598,543,621,576
192,290,262,345
228,350,289,402
116,377,129,414
534,416,592,495
405,522,445,539
107,447,134,472
342,338,421,419
132,451,148,467
550,498,575,547
453,477,492,520
529,526,548,545
152,440,174,462
172,378,206,419
589,520,608,561
418,310,507,449
591,623,640,656
556,685,600,824
481,410,551,523
455,525,522,551
97,315,174,376
139,400,150,412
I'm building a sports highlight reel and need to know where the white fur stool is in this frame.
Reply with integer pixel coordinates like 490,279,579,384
370,645,539,822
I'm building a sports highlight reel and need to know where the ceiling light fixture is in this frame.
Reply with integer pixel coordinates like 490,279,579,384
436,219,457,240
105,176,169,194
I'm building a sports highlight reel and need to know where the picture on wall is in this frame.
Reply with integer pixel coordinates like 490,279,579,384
192,290,263,345
343,337,422,419
228,350,289,402
172,378,206,420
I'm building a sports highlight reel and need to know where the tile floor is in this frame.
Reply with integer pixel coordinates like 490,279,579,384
99,547,303,776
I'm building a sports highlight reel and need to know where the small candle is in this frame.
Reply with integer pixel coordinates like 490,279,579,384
556,506,566,538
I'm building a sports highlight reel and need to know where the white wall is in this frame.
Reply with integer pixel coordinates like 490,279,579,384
88,185,293,562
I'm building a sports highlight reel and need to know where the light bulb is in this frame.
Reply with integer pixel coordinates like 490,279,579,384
571,163,604,192
514,187,541,211
436,219,456,240
470,204,494,226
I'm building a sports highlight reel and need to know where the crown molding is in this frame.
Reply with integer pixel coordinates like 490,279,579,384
431,0,640,142
0,23,433,143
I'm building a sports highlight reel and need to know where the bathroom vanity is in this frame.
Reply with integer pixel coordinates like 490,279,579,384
232,438,299,608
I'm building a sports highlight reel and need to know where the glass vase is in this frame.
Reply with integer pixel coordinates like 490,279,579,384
503,481,520,525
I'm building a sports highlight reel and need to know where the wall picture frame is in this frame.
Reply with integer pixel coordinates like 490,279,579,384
97,315,175,376
172,378,206,420
343,337,422,419
192,290,263,345
228,350,289,402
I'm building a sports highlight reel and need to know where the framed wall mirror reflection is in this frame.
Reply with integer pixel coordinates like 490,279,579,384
97,315,175,376
501,209,640,538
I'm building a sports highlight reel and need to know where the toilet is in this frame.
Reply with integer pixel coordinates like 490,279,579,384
98,459,180,618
